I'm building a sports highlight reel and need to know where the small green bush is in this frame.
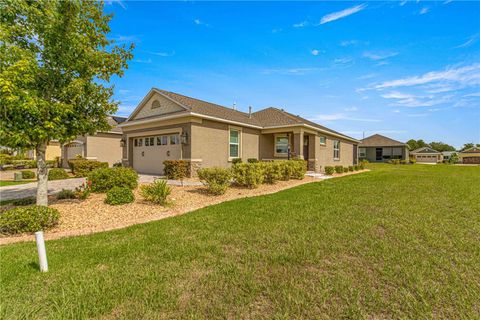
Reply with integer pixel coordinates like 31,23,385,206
88,167,138,192
74,182,91,200
48,168,69,181
10,159,37,169
325,166,335,175
278,161,294,181
400,160,407,165
12,197,36,206
68,159,108,177
262,162,282,184
335,166,344,174
291,160,307,179
163,160,189,180
105,187,135,205
113,162,123,167
197,167,232,195
231,158,242,165
353,165,359,171
247,158,258,163
348,166,354,172
140,179,171,205
57,189,76,200
21,170,35,179
0,205,60,235
409,157,417,164
232,163,264,189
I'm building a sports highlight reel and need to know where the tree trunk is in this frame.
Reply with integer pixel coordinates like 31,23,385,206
36,143,49,206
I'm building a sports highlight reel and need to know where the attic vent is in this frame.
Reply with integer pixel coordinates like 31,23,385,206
152,100,161,109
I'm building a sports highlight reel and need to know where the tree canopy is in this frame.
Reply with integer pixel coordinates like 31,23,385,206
406,139,456,152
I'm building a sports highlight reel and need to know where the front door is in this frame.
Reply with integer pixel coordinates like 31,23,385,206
303,136,309,160
376,148,382,161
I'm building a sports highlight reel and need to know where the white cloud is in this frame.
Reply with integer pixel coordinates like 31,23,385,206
464,92,480,97
399,0,408,6
319,4,367,25
272,28,283,33
381,91,454,107
444,0,453,4
311,49,320,56
345,106,358,112
393,109,401,113
310,113,380,122
293,21,308,28
357,73,377,80
104,0,126,9
145,50,175,57
334,57,353,64
342,130,407,136
419,7,429,14
118,89,131,95
363,51,399,61
194,19,210,27
455,34,479,49
134,58,152,64
261,68,319,75
406,113,428,117
340,40,358,47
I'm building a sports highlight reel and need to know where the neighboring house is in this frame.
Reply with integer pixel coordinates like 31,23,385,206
119,88,359,175
26,141,62,161
61,116,126,167
458,146,480,164
410,147,443,163
359,134,409,162
441,151,456,162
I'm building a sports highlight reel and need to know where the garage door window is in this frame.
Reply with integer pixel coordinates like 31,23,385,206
145,137,154,146
157,136,168,146
134,139,138,147
170,134,180,145
138,138,143,147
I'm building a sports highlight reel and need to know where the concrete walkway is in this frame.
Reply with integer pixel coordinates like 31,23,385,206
0,174,203,201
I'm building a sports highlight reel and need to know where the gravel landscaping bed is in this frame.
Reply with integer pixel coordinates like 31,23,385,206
0,170,368,245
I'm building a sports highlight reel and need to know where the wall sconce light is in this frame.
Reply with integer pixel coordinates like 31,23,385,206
120,138,126,147
181,132,189,145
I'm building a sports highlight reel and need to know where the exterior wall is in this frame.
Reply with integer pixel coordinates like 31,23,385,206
45,142,61,161
190,119,260,169
85,133,123,166
259,132,296,160
132,92,185,120
316,135,354,170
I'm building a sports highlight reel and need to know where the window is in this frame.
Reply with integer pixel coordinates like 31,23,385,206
359,147,366,157
319,136,326,145
148,137,154,146
229,129,240,158
275,135,289,156
152,100,161,109
138,138,143,147
170,134,180,145
333,140,340,160
134,139,138,147
157,135,168,146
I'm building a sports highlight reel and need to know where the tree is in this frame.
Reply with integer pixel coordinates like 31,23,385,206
0,0,133,205
429,141,456,152
406,139,428,151
460,143,479,151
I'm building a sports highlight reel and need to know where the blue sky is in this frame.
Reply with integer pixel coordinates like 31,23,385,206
105,1,480,148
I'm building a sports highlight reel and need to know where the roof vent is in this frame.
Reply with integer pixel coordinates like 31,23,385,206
248,106,252,118
233,101,237,110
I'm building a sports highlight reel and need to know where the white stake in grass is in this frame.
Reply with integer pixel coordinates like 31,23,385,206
35,231,48,272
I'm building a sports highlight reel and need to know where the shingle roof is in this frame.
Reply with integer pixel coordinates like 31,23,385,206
460,146,480,153
107,116,126,133
360,134,408,148
411,147,441,154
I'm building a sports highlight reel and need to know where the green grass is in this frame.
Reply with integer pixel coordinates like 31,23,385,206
1,164,479,319
0,180,34,187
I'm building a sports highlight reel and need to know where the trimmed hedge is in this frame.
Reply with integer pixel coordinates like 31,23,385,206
140,179,171,205
21,170,35,179
348,166,354,172
163,160,189,180
335,166,344,174
290,160,307,179
57,189,76,200
0,205,60,235
105,187,135,205
88,167,138,192
48,168,69,180
69,159,108,177
262,162,282,184
231,158,242,165
325,166,335,175
247,158,258,163
232,163,264,189
197,167,232,195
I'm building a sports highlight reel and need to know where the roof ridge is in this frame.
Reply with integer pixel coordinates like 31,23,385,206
154,88,252,117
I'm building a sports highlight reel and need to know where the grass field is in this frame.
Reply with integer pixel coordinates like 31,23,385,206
0,180,34,187
1,164,479,319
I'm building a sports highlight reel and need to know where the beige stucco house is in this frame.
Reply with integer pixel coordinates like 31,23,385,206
410,147,443,163
119,88,359,175
458,146,480,164
359,134,410,162
61,116,126,167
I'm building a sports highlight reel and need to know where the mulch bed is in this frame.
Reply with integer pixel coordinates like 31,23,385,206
0,170,368,245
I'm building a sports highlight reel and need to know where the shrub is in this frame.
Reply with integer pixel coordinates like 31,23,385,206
0,206,60,235
231,158,242,165
247,158,258,163
348,166,354,172
262,162,282,184
197,167,232,195
409,157,417,164
232,163,264,189
21,170,35,179
140,179,171,205
335,166,344,174
277,161,294,181
88,167,138,192
290,160,307,179
113,162,122,167
48,168,69,181
353,165,359,171
343,167,349,173
12,197,36,206
10,159,37,169
74,182,91,200
105,187,134,205
163,160,189,181
400,160,408,165
57,189,76,200
324,166,335,175
68,159,108,177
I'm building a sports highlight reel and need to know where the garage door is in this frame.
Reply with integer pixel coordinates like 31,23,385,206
132,134,182,175
417,155,437,163
463,157,480,164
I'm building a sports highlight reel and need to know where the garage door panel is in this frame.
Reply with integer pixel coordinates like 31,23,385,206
417,155,437,163
132,135,182,175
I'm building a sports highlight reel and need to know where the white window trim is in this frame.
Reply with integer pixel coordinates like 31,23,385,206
228,126,242,161
333,140,340,160
319,136,326,146
274,133,290,158
359,147,366,157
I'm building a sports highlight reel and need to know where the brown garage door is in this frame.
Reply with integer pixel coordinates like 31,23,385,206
463,157,480,164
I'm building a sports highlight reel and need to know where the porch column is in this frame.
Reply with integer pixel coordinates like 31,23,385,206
293,130,304,159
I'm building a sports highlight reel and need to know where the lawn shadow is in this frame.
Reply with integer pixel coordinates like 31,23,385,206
27,261,39,271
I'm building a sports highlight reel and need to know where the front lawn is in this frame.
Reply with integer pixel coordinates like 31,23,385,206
1,164,479,318
0,180,34,187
